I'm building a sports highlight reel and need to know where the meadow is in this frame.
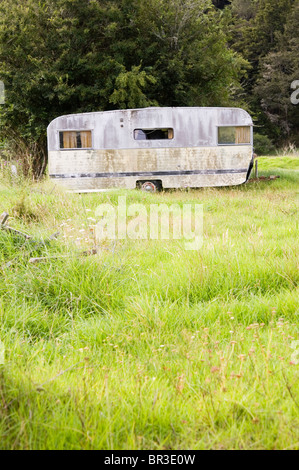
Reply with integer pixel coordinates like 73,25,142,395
0,156,298,450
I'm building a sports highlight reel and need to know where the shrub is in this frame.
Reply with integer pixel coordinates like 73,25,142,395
253,133,276,155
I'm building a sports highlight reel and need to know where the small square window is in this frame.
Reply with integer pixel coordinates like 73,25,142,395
59,131,92,149
218,126,251,145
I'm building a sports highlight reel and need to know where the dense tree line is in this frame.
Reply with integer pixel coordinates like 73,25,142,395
0,0,298,176
229,0,299,144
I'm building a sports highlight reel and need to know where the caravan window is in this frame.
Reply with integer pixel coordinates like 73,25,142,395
59,131,92,149
134,128,174,140
218,126,251,145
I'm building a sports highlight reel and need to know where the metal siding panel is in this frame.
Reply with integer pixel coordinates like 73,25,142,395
47,107,253,151
48,145,252,191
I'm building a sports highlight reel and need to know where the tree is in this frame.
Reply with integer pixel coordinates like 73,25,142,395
0,0,123,175
213,0,231,8
227,0,296,143
254,1,299,142
0,0,247,176
113,0,248,107
109,65,158,109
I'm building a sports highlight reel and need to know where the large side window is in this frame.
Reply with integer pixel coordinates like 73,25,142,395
134,128,174,140
59,131,92,149
218,126,251,145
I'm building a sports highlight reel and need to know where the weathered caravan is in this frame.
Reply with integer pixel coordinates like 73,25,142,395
47,107,254,192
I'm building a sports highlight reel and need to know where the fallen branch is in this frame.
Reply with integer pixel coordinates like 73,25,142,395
28,248,98,264
0,211,62,269
1,210,96,268
249,175,281,183
2,226,32,239
0,211,32,239
47,231,60,242
1,211,60,245
0,212,9,226
81,248,98,257
29,255,69,264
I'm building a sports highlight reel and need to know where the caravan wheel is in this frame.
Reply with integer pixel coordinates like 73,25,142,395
140,181,160,192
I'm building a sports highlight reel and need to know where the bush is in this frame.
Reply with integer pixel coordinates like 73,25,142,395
253,133,276,155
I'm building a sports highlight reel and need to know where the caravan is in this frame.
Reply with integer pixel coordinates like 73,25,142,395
47,107,254,192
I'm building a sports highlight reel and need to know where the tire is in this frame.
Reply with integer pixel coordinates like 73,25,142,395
138,181,161,192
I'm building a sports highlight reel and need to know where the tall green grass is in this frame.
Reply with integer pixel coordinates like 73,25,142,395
0,163,298,449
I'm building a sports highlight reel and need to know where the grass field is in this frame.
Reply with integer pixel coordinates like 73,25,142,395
0,157,298,450
258,156,299,171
